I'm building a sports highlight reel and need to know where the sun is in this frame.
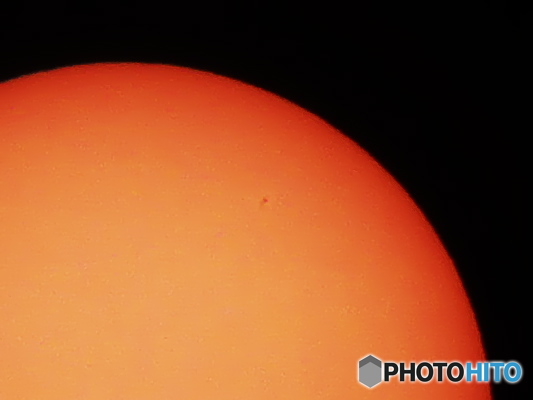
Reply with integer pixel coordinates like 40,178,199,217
0,63,491,398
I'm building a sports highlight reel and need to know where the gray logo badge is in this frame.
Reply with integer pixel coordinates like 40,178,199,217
358,355,382,388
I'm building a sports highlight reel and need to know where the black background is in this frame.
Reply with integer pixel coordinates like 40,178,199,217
1,3,529,398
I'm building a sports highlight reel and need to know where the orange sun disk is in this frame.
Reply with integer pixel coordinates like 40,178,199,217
0,63,491,399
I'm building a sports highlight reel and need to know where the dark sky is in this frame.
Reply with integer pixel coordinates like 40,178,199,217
1,3,529,398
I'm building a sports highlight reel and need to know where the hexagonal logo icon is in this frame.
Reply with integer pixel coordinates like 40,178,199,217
358,355,382,388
